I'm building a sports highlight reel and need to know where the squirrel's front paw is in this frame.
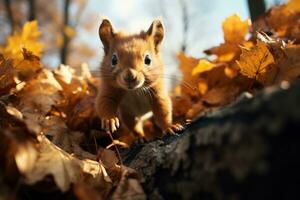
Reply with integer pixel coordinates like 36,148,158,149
101,117,120,133
163,123,185,135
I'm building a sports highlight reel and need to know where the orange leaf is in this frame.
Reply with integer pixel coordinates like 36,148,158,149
198,78,208,95
287,0,300,12
222,14,250,44
237,40,275,82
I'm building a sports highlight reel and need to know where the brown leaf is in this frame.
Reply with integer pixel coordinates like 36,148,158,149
275,44,300,82
237,40,275,84
111,167,146,200
15,135,112,192
0,55,16,95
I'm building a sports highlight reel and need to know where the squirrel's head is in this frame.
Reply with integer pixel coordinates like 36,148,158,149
99,18,164,90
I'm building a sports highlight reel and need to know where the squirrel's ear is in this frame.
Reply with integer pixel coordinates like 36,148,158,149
99,19,114,53
147,19,164,52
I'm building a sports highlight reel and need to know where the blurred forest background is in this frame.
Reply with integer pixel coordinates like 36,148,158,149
0,0,285,83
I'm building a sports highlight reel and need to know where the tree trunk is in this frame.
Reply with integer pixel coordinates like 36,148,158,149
123,80,300,200
179,0,188,53
247,0,266,21
60,0,71,64
27,0,36,21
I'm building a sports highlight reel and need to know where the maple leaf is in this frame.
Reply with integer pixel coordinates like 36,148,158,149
222,14,250,44
275,44,300,82
202,83,241,107
287,0,300,12
4,21,44,63
224,65,239,79
237,40,275,83
192,60,217,76
16,48,42,79
198,78,208,95
177,53,200,97
204,15,252,63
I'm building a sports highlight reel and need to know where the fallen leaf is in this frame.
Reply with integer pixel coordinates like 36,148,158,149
237,40,275,83
222,14,250,44
0,55,15,95
15,135,112,192
275,44,300,82
287,0,300,12
192,60,217,76
15,48,42,79
111,167,146,200
4,21,44,63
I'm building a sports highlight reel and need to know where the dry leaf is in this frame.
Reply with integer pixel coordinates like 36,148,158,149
198,78,208,95
111,167,146,200
0,56,15,95
237,40,275,83
4,21,44,63
15,135,112,192
222,14,250,44
16,48,42,78
192,60,217,76
287,0,300,12
275,44,300,82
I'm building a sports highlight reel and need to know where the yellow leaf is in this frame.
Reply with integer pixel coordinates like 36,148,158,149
287,0,300,12
198,79,208,95
237,40,275,81
222,14,250,44
4,21,44,62
192,60,216,75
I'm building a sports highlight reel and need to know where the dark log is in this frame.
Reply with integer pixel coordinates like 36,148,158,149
124,80,300,200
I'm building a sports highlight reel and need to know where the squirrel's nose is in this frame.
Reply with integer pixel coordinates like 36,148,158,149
124,69,137,83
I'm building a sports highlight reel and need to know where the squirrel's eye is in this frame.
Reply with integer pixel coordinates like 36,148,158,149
111,54,118,66
144,54,151,65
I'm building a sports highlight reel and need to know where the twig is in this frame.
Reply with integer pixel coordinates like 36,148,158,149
106,131,123,166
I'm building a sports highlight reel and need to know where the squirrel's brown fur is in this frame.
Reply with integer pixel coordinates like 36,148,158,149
95,19,183,140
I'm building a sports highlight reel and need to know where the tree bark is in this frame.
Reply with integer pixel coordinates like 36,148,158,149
123,80,300,200
247,0,266,21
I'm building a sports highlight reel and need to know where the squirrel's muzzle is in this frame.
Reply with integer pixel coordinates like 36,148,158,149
123,69,137,84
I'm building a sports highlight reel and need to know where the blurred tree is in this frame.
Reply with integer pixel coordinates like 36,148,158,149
4,0,15,33
179,0,189,53
247,0,266,21
0,0,94,67
60,0,70,64
27,0,36,21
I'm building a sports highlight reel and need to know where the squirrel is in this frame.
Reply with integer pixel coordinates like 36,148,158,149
95,18,184,140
